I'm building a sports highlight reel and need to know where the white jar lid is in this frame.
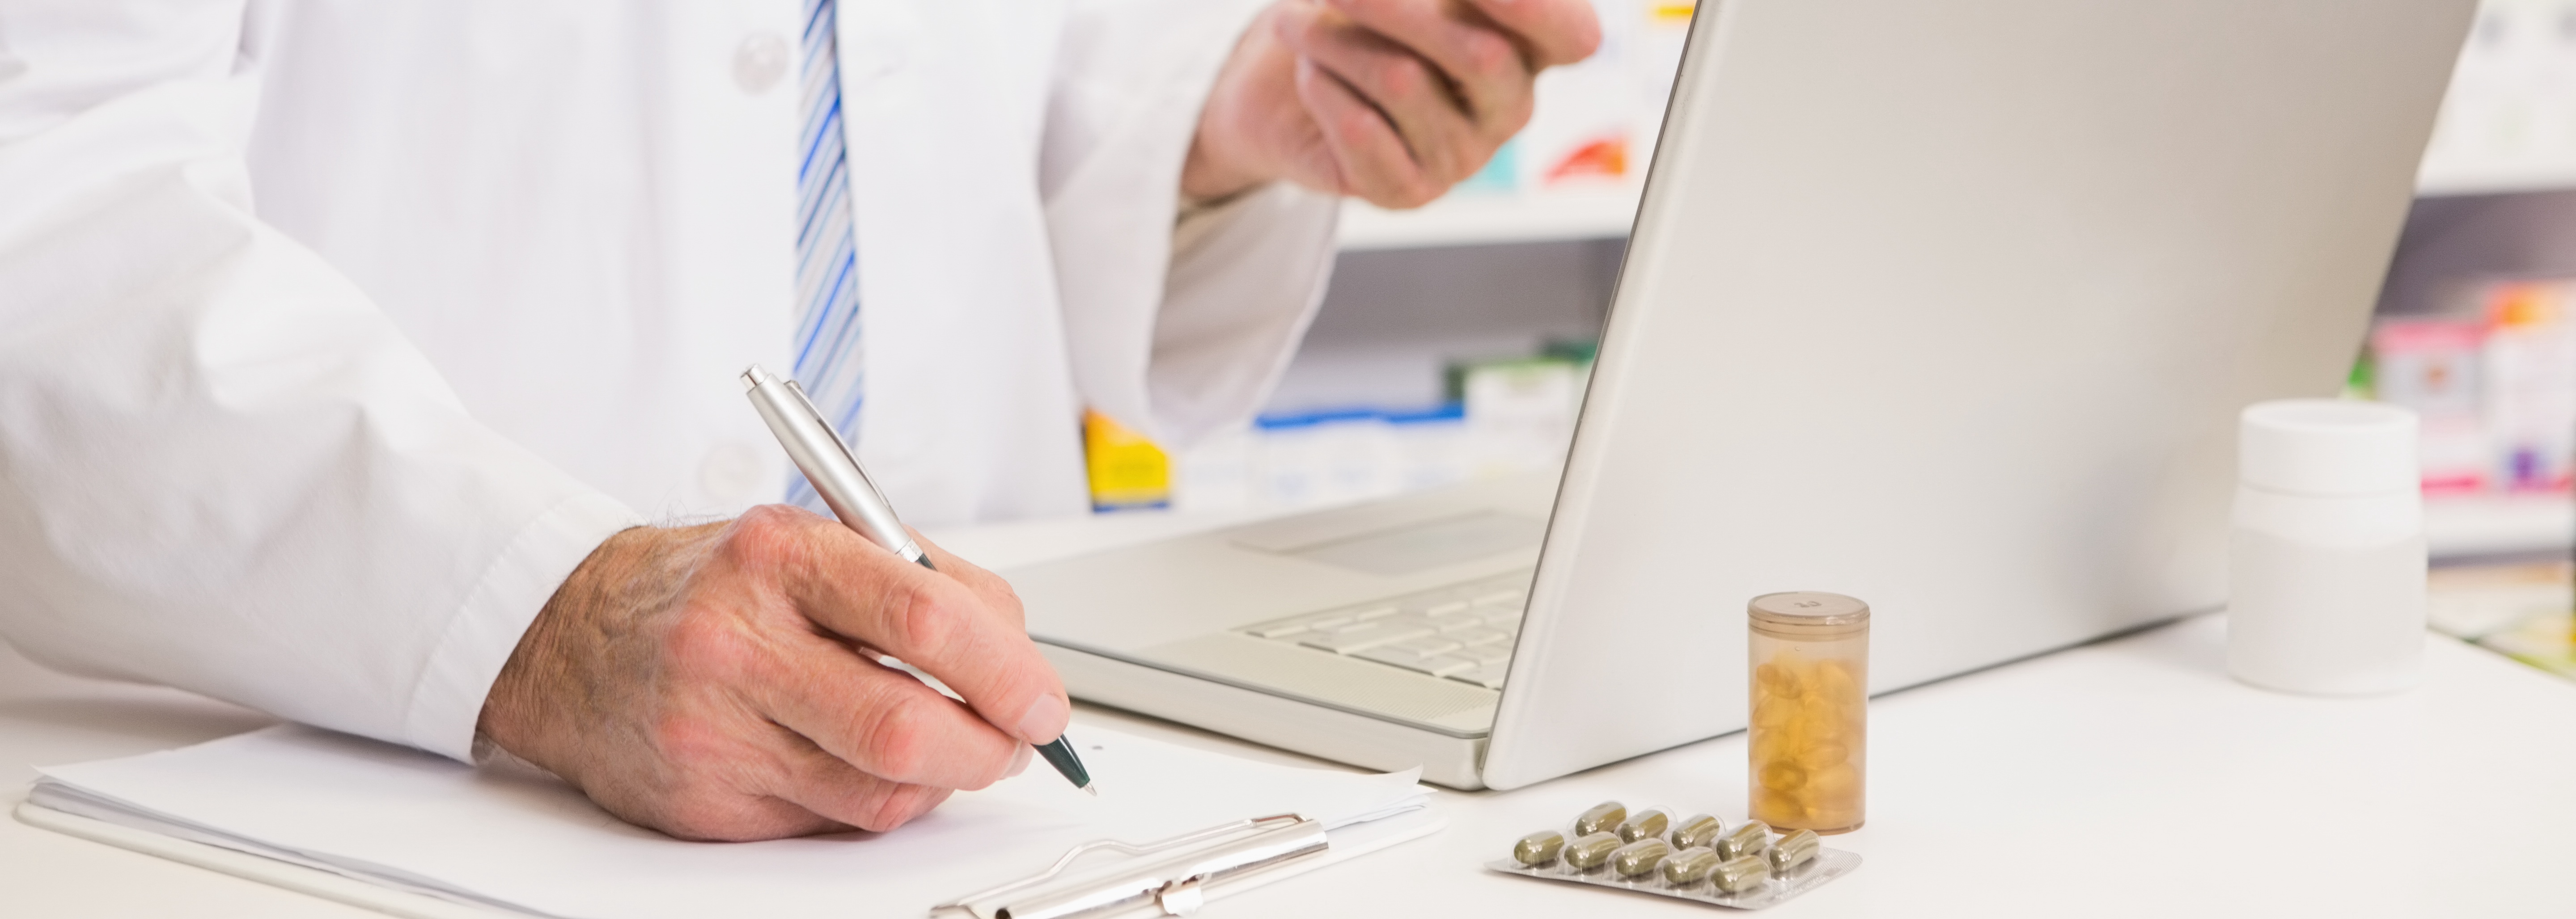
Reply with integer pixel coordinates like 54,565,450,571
2238,399,2419,496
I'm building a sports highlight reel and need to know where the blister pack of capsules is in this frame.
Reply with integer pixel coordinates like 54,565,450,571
1483,801,1859,910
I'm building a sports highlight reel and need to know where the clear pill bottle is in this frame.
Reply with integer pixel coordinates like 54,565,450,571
1747,591,1868,835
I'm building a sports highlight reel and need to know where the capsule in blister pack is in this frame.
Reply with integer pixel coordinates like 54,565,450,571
1573,801,1627,837
1670,814,1725,851
1767,829,1821,874
1564,832,1623,870
1617,809,1672,843
1482,799,1861,910
1611,839,1672,877
1661,846,1721,885
1715,820,1771,861
1513,830,1566,866
1710,855,1771,894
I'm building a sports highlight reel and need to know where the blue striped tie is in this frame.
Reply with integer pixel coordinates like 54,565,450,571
788,0,864,510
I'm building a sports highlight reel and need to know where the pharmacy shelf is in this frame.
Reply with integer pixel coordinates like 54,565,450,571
2415,163,2576,197
1335,171,2576,251
2426,492,2574,558
1336,185,1641,251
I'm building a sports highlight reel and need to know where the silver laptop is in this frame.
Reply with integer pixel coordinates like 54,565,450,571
1009,0,2475,790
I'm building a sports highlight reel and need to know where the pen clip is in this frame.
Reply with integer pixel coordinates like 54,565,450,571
781,379,832,430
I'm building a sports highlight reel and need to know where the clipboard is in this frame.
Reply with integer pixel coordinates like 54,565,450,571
931,813,1362,919
23,723,1445,919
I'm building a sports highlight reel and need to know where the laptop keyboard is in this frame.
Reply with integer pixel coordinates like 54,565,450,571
1234,569,1534,690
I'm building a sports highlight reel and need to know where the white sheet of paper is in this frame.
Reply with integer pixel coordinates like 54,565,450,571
33,724,1430,919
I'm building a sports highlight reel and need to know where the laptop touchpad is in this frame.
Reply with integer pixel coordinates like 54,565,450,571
1262,511,1546,577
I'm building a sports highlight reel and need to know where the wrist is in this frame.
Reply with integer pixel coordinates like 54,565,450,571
477,524,664,768
1185,6,1293,203
1183,109,1283,203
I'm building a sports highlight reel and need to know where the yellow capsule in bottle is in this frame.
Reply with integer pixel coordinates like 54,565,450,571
1747,592,1869,835
1615,808,1670,843
1511,830,1565,866
1572,801,1627,837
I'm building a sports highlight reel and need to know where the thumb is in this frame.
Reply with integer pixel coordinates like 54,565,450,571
1462,0,1603,68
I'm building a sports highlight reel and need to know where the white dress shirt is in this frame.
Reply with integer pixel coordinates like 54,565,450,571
0,0,1338,762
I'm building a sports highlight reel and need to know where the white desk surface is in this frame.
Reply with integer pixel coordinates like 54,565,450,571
6,513,2574,918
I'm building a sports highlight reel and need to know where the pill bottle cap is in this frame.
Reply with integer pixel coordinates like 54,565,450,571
1748,592,1870,638
2238,399,2418,497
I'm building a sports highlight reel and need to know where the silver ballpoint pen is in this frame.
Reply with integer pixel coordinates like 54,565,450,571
739,365,1096,795
741,364,927,566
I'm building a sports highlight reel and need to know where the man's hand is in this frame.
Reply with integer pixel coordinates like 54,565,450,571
477,506,1068,841
1186,0,1602,208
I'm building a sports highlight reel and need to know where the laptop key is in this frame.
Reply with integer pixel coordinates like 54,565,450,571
1449,627,1511,648
1460,643,1514,663
1410,655,1479,677
1349,605,1402,621
1299,622,1435,654
1428,613,1487,633
1388,635,1464,656
1354,646,1424,667
1243,622,1308,639
1308,617,1391,635
1245,613,1347,638
1471,590,1523,607
1450,661,1512,689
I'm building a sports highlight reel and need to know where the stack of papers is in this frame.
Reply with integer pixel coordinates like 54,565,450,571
25,724,1437,919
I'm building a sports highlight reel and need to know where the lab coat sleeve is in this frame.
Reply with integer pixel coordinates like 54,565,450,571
0,2,640,761
1042,0,1343,446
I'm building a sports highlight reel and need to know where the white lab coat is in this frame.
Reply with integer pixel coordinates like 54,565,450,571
0,0,1338,762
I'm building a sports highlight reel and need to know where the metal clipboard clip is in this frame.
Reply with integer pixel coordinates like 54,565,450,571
928,814,1329,919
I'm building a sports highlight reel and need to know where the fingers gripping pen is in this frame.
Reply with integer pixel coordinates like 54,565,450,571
740,365,1096,796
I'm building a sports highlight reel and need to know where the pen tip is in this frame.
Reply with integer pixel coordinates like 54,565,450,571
1084,784,1100,797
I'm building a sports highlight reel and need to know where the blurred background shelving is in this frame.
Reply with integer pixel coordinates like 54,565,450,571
1107,0,2576,566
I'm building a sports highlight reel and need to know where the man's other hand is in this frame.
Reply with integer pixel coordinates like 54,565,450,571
476,506,1067,841
1186,0,1603,208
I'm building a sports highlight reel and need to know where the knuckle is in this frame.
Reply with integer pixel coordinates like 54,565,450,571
721,506,810,571
888,578,965,657
1461,33,1517,80
1335,106,1382,139
855,694,937,780
1377,57,1427,97
645,710,728,767
661,611,756,681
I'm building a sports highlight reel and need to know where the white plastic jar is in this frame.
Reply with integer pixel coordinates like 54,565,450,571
2227,399,2426,696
